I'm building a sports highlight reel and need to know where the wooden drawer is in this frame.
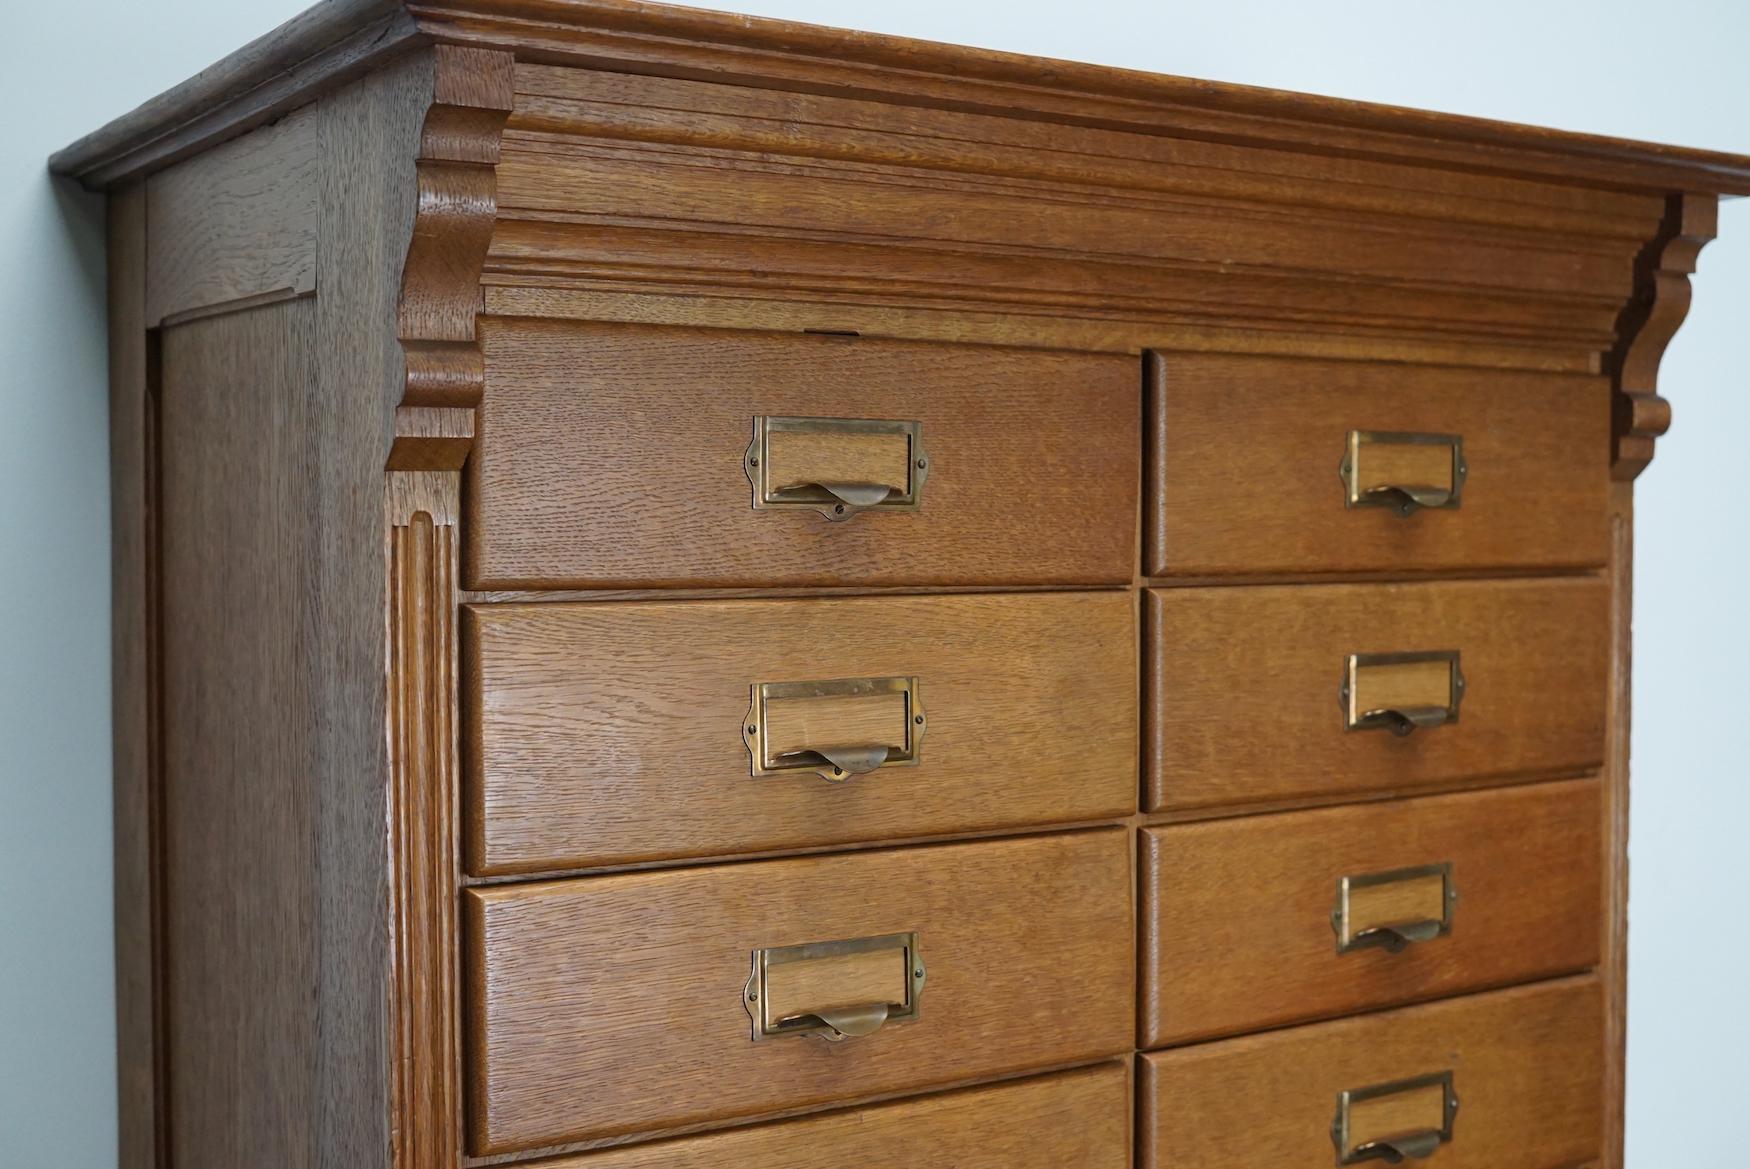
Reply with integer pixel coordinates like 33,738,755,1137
464,829,1134,1155
1140,977,1603,1169
527,1063,1130,1169
466,320,1139,590
1146,353,1609,576
1141,779,1601,1046
1147,577,1608,812
464,591,1137,874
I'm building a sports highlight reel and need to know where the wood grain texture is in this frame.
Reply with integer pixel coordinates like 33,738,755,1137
65,9,1738,1168
1147,577,1610,812
1139,977,1604,1169
483,286,1609,376
1601,481,1634,1169
1147,352,1610,576
758,690,909,763
57,0,1750,195
317,57,443,1169
482,64,1664,376
464,829,1135,1155
105,53,439,1169
759,945,909,1023
1609,193,1717,480
387,487,462,1169
764,428,911,496
145,105,319,325
464,591,1137,873
1141,779,1602,1046
529,1063,1131,1169
422,0,1750,192
159,300,322,1169
507,66,1662,234
1339,1078,1449,1157
492,123,1633,295
465,320,1139,589
393,45,514,470
105,184,161,1169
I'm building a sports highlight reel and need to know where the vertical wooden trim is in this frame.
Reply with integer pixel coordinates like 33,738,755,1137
1602,479,1634,1168
107,182,163,1169
387,474,462,1169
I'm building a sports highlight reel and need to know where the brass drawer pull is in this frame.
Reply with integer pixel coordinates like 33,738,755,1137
1348,1132,1441,1164
1332,1071,1459,1165
746,416,929,521
1349,920,1442,953
1332,862,1457,955
744,932,926,1042
1341,650,1464,736
743,677,925,782
1340,431,1466,517
1366,706,1449,736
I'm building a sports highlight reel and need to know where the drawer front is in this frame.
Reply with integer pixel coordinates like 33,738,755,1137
1140,978,1603,1169
1146,353,1609,576
465,592,1137,874
1147,577,1608,812
1141,780,1601,1045
530,1063,1130,1169
465,830,1134,1155
467,320,1139,589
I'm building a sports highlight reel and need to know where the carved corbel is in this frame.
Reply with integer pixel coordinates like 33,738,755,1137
1611,191,1717,480
391,44,514,472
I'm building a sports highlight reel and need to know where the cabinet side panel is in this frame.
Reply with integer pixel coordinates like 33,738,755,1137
144,105,319,327
131,52,437,1169
159,299,322,1169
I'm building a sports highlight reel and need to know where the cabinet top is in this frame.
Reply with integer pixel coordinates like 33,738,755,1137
49,0,1750,193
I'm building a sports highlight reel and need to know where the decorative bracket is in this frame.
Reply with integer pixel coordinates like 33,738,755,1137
390,44,514,472
1610,191,1717,480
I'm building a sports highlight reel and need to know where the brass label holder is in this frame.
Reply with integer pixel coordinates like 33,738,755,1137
745,415,929,521
744,676,925,782
1341,650,1464,736
1332,862,1458,954
1340,430,1466,516
1331,1070,1460,1164
744,932,926,1043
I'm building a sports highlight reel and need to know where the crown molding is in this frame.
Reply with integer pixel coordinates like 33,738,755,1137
53,0,1750,195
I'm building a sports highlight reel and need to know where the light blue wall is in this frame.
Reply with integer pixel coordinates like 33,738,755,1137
5,2,1744,1164
3,4,312,1166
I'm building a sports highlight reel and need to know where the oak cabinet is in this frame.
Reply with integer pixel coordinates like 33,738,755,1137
53,1,1745,1166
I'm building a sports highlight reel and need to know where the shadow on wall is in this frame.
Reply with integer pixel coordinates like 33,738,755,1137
50,174,107,312
0,161,117,1167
